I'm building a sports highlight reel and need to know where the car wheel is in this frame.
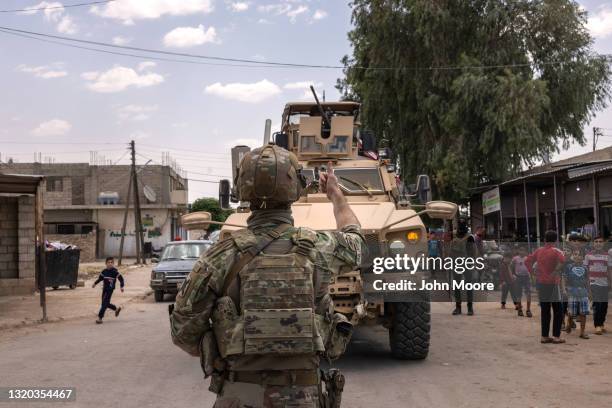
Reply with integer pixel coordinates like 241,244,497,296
154,290,164,302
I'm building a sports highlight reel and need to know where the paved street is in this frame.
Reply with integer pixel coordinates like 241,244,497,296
1,296,611,408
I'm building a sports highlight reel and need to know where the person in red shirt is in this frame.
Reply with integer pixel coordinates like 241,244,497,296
525,230,566,344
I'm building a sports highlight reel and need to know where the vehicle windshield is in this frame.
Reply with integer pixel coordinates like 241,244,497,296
300,167,384,195
161,243,210,261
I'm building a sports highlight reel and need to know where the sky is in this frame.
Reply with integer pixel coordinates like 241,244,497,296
0,0,612,202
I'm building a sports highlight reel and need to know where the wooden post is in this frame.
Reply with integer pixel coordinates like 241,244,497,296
535,186,540,245
36,179,47,322
523,180,531,251
593,174,599,237
117,175,133,266
553,174,559,241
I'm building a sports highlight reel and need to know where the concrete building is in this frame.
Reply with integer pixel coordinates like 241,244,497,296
470,146,612,243
0,174,44,296
0,163,188,259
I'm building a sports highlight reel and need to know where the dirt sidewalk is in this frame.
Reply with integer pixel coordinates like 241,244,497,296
0,260,153,330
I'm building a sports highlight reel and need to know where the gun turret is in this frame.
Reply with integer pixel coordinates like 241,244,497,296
310,85,331,131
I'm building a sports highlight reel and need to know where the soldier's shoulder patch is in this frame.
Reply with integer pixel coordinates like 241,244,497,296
294,227,317,244
230,229,257,252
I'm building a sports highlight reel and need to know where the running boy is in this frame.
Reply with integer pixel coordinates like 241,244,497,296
92,257,124,324
562,249,591,339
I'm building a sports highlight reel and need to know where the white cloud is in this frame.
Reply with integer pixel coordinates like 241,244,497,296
163,24,217,48
17,64,67,79
205,79,281,103
286,5,308,22
283,81,322,90
57,15,77,34
112,36,131,46
230,2,249,12
90,0,214,25
117,104,159,121
81,65,164,93
21,2,79,34
138,61,157,71
312,9,328,20
587,7,612,38
31,119,72,137
258,2,308,22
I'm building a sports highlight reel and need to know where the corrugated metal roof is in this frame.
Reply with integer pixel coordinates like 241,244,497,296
567,161,612,179
500,163,580,185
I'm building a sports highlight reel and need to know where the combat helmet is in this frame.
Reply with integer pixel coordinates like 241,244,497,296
235,144,305,208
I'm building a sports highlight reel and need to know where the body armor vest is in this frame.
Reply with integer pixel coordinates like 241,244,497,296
212,227,327,365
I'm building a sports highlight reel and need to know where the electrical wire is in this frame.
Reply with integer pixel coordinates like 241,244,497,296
2,25,609,71
0,0,115,13
0,28,291,69
0,25,342,69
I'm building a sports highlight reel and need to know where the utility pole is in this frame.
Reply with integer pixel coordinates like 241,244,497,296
129,140,146,265
593,127,602,151
117,174,132,266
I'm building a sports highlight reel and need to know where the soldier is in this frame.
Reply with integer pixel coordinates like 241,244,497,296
169,144,365,408
449,217,476,316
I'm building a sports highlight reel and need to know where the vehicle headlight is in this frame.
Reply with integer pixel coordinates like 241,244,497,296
406,230,421,244
155,272,165,280
389,240,406,256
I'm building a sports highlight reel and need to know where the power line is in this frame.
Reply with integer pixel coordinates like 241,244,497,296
0,26,342,69
2,25,609,71
0,28,292,69
0,140,124,145
0,0,115,13
187,178,222,184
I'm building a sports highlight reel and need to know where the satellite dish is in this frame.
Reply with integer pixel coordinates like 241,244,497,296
143,185,157,203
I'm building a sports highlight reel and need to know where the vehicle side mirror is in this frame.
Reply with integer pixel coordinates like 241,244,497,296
219,179,231,209
274,133,289,150
151,257,159,264
416,175,431,203
181,211,212,231
425,201,458,220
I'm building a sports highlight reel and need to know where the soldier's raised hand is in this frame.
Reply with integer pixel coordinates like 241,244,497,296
319,161,341,200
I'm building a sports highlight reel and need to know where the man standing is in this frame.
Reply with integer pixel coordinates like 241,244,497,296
169,145,364,408
449,218,476,316
584,236,610,335
526,230,566,344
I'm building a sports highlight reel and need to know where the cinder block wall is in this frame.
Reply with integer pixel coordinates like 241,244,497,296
0,197,19,279
0,196,36,295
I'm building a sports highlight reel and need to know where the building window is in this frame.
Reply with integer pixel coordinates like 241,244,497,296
81,225,94,234
47,177,63,192
57,224,75,234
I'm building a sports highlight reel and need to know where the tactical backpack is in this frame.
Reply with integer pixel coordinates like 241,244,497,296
212,225,331,360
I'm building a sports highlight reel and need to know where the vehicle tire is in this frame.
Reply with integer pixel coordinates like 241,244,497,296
388,296,431,360
154,290,164,302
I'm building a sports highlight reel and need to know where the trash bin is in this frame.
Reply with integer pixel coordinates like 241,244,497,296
45,249,80,289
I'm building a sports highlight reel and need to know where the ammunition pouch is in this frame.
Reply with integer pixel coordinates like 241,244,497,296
321,368,345,408
325,313,353,361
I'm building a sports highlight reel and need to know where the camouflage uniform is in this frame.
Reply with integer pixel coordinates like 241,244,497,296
170,213,364,408
170,144,364,407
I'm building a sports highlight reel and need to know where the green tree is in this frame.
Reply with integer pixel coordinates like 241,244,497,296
190,197,233,231
338,0,611,201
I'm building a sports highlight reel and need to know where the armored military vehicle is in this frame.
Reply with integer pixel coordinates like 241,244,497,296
215,90,456,360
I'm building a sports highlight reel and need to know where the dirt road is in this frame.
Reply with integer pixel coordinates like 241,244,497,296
1,297,611,408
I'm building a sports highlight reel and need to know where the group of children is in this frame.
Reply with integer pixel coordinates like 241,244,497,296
499,232,611,343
